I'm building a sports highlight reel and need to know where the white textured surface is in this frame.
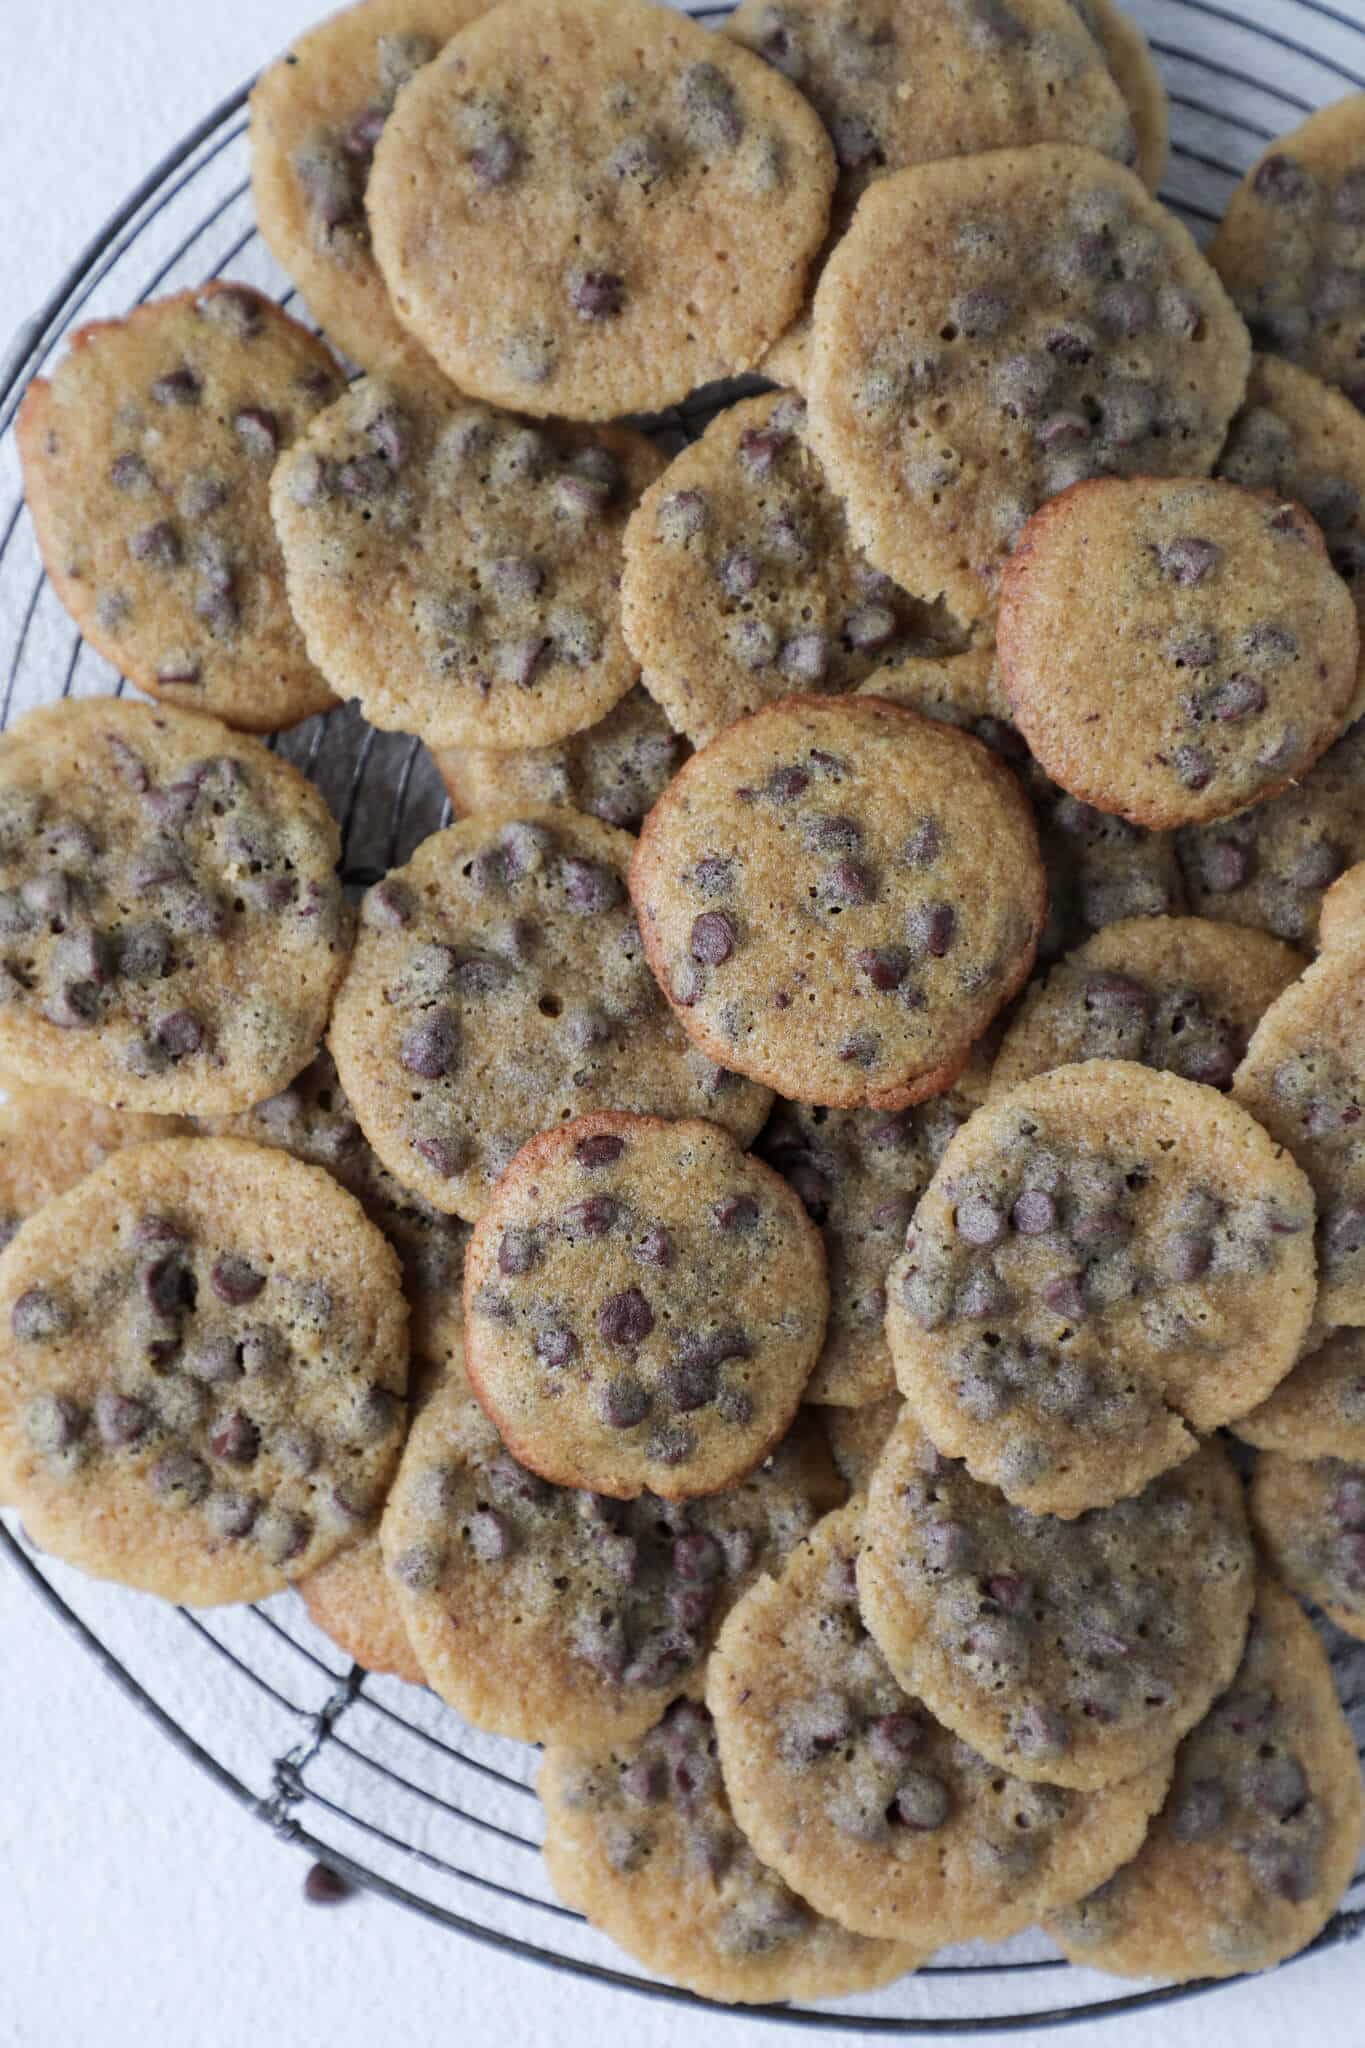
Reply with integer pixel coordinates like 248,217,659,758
1,4,1364,2046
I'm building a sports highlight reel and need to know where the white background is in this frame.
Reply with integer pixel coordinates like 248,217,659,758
0,5,1361,2046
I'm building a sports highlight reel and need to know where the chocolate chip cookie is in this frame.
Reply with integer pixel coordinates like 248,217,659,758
205,1051,468,1373
857,650,1187,960
328,810,770,1221
756,1089,979,1407
622,391,957,748
463,1112,827,1499
1234,1326,1365,1461
629,694,1046,1110
382,1356,841,1744
0,1088,188,1248
435,685,687,836
250,0,488,374
0,699,348,1117
991,916,1305,1097
1233,937,1365,1327
1252,1452,1365,1643
0,1136,409,1605
808,145,1250,627
708,1501,1170,1948
1073,0,1168,192
271,374,663,752
1217,355,1365,721
365,0,837,419
886,1059,1316,1518
1046,1576,1365,1978
17,285,341,733
1178,715,1365,948
1209,94,1365,409
859,1419,1255,1790
1319,857,1365,950
999,477,1359,829
540,1699,923,2003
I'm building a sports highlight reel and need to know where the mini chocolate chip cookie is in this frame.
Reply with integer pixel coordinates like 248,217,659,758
17,285,341,733
1233,937,1365,1327
708,1501,1170,1948
991,917,1305,1097
1073,0,1168,192
821,1392,901,1491
859,1419,1255,1791
756,1089,980,1407
328,810,770,1221
0,1088,188,1250
999,477,1359,830
0,1136,408,1605
629,694,1046,1110
250,0,488,374
1252,1451,1365,1642
365,0,837,420
464,1112,827,1499
857,650,1187,961
886,1059,1316,1518
1047,1576,1365,1978
622,391,958,749
204,1050,468,1373
1319,857,1365,949
1234,1326,1365,1460
435,685,688,836
808,145,1250,627
540,1699,924,2004
0,699,348,1117
1177,715,1365,947
1217,356,1365,721
271,374,663,752
1209,94,1365,409
382,1353,841,1743
299,1530,425,1683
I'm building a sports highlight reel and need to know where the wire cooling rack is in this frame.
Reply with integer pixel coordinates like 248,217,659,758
5,0,1365,2029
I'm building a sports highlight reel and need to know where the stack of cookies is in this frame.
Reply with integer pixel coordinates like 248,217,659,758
6,0,1365,2005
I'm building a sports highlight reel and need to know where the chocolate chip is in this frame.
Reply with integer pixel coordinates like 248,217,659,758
563,1195,619,1238
1210,674,1267,722
130,520,182,568
150,366,201,407
1323,1200,1365,1267
892,1770,951,1831
712,1195,757,1233
12,1288,71,1342
1156,537,1219,586
907,902,955,957
778,632,830,684
1174,744,1215,791
210,1255,264,1307
634,1225,673,1268
691,910,737,964
736,427,788,479
598,1287,654,1346
470,130,521,185
392,1542,443,1591
598,1373,650,1428
575,1134,625,1169
1253,153,1314,205
1011,1703,1069,1759
1169,1777,1225,1843
498,1227,540,1275
24,1391,85,1453
400,1008,459,1079
534,1326,579,1369
233,408,279,459
1248,1755,1308,1820
256,1506,312,1565
209,1412,260,1465
678,62,744,148
1247,1843,1314,1903
853,945,909,992
1097,282,1153,337
956,1196,1006,1248
156,1008,203,1058
569,270,625,319
151,1448,210,1506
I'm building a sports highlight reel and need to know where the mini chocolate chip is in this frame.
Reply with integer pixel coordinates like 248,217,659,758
678,61,744,148
1253,153,1314,205
1164,1231,1212,1282
1174,743,1215,791
470,130,521,185
498,1226,540,1275
892,1770,951,1831
691,910,737,964
24,1392,86,1452
1040,1271,1087,1321
1211,674,1267,722
712,1195,757,1232
907,902,955,957
150,366,201,407
233,408,279,459
855,945,910,991
599,1374,651,1427
736,426,788,478
12,1288,71,1342
599,1287,654,1346
256,1506,312,1565
635,1225,673,1268
576,1134,625,1168
392,1542,444,1591
535,1326,579,1368
209,1412,260,1464
151,1448,210,1506
130,520,182,568
957,1196,1006,1248
1156,537,1219,586
1012,1190,1056,1235
779,632,829,683
1293,839,1341,889
560,857,622,914
400,1008,460,1079
569,270,625,319
563,1195,619,1238
94,1390,150,1447
211,1254,264,1306
1199,840,1249,893
1247,1844,1314,1903
156,1009,204,1058
839,1029,879,1067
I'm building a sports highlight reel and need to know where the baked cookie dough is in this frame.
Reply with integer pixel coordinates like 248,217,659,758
1046,1576,1365,1978
708,1501,1171,1948
17,285,340,732
886,1060,1316,1517
990,917,1305,1096
0,1088,188,1246
857,649,1186,959
756,1088,978,1407
1217,355,1365,721
858,1420,1255,1790
1177,714,1365,947
629,694,1046,1110
1209,94,1365,408
540,1699,923,2003
463,1112,827,1500
1233,1326,1365,1460
998,477,1359,830
808,146,1250,626
1319,857,1365,949
366,0,837,419
205,1051,468,1372
0,699,348,1118
623,391,958,748
381,1355,841,1744
820,1392,901,1490
271,375,663,751
328,809,770,1221
0,1137,408,1606
1252,1451,1365,1641
1233,937,1365,1327
435,685,687,836
1074,0,1168,192
250,0,488,374
299,1530,425,1683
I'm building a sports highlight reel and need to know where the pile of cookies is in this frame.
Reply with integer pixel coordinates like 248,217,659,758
7,0,1365,2007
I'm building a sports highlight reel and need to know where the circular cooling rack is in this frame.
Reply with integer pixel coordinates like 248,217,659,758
4,0,1365,2030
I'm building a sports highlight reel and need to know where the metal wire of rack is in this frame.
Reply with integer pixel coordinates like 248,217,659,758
5,0,1365,2030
